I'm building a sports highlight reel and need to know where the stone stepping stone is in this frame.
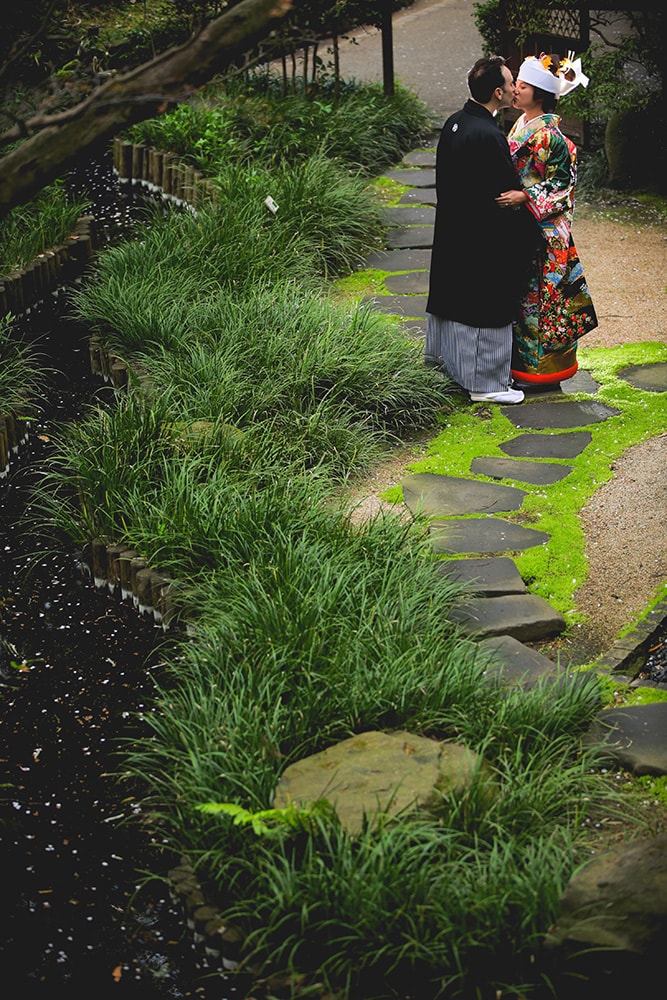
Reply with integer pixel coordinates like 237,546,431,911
618,361,667,393
399,187,437,206
542,832,667,985
402,472,526,516
586,702,667,775
519,368,599,398
386,226,433,249
478,634,562,687
500,430,592,459
402,149,436,167
380,206,435,226
502,399,620,429
470,456,572,485
436,556,527,596
385,271,429,294
562,369,599,394
450,594,566,641
362,248,432,271
363,294,427,318
383,167,435,187
430,518,550,554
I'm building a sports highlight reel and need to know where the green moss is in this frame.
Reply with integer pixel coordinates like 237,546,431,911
381,342,667,629
597,673,667,709
335,269,386,299
634,774,667,808
371,176,410,207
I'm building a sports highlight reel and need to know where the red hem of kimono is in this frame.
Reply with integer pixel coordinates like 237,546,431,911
511,361,578,385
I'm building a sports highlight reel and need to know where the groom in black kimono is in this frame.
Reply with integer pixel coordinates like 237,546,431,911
425,55,539,404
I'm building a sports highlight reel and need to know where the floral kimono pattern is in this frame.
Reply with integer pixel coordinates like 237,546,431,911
508,113,597,384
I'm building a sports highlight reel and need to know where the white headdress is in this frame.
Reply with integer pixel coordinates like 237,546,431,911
517,52,590,97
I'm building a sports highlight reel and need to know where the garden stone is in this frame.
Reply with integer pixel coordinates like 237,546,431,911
382,167,435,187
471,456,572,485
618,361,667,393
499,431,592,459
386,226,433,249
502,399,621,430
272,730,493,836
401,149,436,167
450,594,566,641
380,205,435,226
402,472,526,516
385,271,429,294
541,833,667,996
436,556,527,595
430,517,550,554
561,369,600,394
362,248,432,271
477,634,563,688
400,318,427,339
398,187,437,205
584,702,667,775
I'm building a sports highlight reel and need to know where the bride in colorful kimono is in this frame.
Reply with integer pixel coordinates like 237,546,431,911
495,52,598,388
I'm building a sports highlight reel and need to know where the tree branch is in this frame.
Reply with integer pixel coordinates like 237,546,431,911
0,0,293,218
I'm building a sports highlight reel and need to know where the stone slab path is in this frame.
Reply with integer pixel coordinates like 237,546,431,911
361,142,667,776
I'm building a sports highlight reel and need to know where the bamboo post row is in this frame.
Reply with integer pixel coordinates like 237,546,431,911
0,412,29,479
111,137,218,209
86,538,177,630
0,214,98,320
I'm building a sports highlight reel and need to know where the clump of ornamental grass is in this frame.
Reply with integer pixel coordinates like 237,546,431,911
0,178,90,275
118,497,478,815
125,285,452,435
120,612,610,999
210,151,386,278
0,317,50,416
29,297,451,557
126,77,435,175
69,156,383,352
26,391,174,545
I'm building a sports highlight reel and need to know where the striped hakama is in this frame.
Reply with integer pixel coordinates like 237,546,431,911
425,313,513,394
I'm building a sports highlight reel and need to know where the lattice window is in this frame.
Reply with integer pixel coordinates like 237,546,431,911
546,9,583,37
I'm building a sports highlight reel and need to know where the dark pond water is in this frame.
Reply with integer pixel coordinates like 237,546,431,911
0,161,244,998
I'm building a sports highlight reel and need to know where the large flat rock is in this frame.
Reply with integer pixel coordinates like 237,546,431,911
386,226,433,249
383,167,435,187
470,456,572,485
478,634,563,687
398,187,437,206
618,361,667,392
542,833,667,992
436,556,527,595
500,431,592,459
402,472,526,516
380,206,436,226
401,149,436,167
430,517,551,554
502,400,620,429
450,594,566,641
561,369,600,394
362,248,432,271
400,318,427,338
585,702,667,775
273,730,490,835
385,271,429,294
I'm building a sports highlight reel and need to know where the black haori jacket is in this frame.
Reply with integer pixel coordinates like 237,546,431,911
426,100,540,328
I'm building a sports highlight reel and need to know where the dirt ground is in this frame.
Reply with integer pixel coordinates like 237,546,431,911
348,212,667,661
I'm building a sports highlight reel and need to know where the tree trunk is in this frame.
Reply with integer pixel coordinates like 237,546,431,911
0,0,292,218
